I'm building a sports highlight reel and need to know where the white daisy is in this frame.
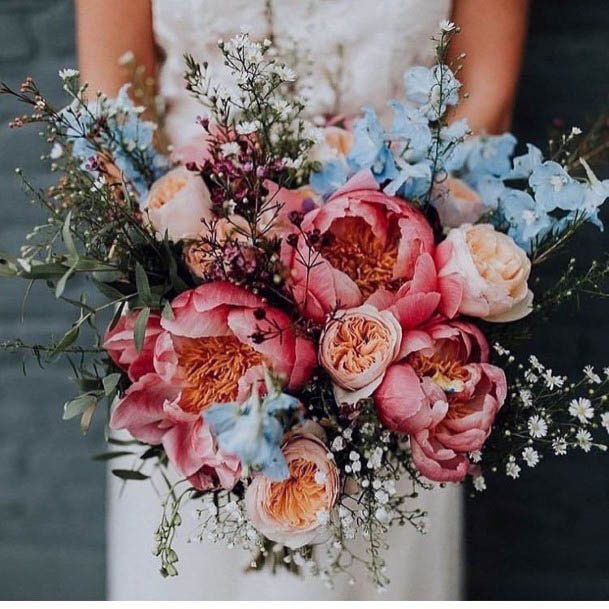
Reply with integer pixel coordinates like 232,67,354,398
601,412,609,432
569,397,594,424
522,447,540,467
528,415,548,438
220,142,241,157
506,461,521,479
576,428,593,452
583,365,602,384
542,369,564,390
236,120,259,135
552,436,568,456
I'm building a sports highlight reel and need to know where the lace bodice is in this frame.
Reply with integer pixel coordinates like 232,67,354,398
152,0,451,145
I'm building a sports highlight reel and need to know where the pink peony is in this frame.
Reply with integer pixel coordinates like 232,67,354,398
409,363,506,482
373,316,506,482
109,281,316,488
436,223,533,323
103,311,162,381
319,253,463,408
141,166,214,242
282,170,435,322
245,426,339,548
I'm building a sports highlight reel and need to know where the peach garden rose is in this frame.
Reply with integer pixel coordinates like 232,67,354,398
437,223,533,323
141,165,214,242
245,426,339,548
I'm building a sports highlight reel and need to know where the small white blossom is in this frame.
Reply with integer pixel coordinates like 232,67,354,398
493,343,510,356
528,415,548,438
439,19,457,33
506,461,521,479
583,365,602,384
375,507,391,524
331,436,345,452
342,428,353,441
367,447,383,469
522,447,540,467
220,142,241,156
314,470,327,485
351,460,362,473
601,412,609,432
542,369,564,390
470,450,482,464
576,428,593,452
374,489,389,504
316,510,329,525
236,120,259,135
473,475,486,492
552,436,568,456
519,389,533,408
349,451,360,462
49,143,64,159
524,370,539,384
273,65,297,82
570,126,582,136
58,68,79,80
569,397,594,424
529,355,544,372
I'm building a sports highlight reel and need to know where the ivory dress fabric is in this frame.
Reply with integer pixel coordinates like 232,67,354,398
107,0,463,600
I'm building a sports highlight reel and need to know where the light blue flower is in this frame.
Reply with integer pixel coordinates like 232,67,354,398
465,133,517,180
386,101,432,163
505,143,543,180
310,158,350,198
403,64,460,121
204,384,299,481
476,176,506,211
529,161,587,212
62,84,168,198
347,107,397,182
577,158,609,230
384,159,432,199
499,189,553,251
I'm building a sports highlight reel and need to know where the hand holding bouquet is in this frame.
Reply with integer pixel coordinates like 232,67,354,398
2,25,609,589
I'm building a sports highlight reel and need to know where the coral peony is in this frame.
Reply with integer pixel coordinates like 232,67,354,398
109,282,316,487
282,170,435,322
103,310,162,381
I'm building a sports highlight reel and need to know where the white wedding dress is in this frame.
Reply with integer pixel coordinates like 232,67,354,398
107,0,463,600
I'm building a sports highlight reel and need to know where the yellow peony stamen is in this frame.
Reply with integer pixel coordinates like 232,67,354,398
175,336,264,413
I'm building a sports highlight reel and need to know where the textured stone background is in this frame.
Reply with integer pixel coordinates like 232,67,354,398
0,0,608,601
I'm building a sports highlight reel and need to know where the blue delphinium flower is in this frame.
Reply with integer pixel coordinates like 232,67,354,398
386,101,432,163
505,143,543,180
204,381,299,481
464,133,517,181
499,189,553,251
403,64,460,121
63,84,168,198
384,159,432,199
310,158,350,199
577,158,609,230
347,107,397,182
529,160,587,212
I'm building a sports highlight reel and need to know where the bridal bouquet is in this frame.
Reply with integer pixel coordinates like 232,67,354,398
2,25,609,588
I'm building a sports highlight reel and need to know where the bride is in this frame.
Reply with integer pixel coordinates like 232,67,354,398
76,0,529,600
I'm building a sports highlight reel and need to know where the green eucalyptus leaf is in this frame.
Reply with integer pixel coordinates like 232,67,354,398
55,262,78,299
133,307,151,354
21,262,69,280
92,450,133,461
50,325,80,359
111,469,150,481
102,373,122,396
135,262,152,305
63,393,97,420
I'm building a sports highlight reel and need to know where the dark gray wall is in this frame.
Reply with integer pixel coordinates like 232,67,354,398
0,0,105,601
0,0,608,601
466,0,609,601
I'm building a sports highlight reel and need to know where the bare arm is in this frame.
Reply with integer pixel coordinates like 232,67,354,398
75,0,156,96
448,0,530,134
